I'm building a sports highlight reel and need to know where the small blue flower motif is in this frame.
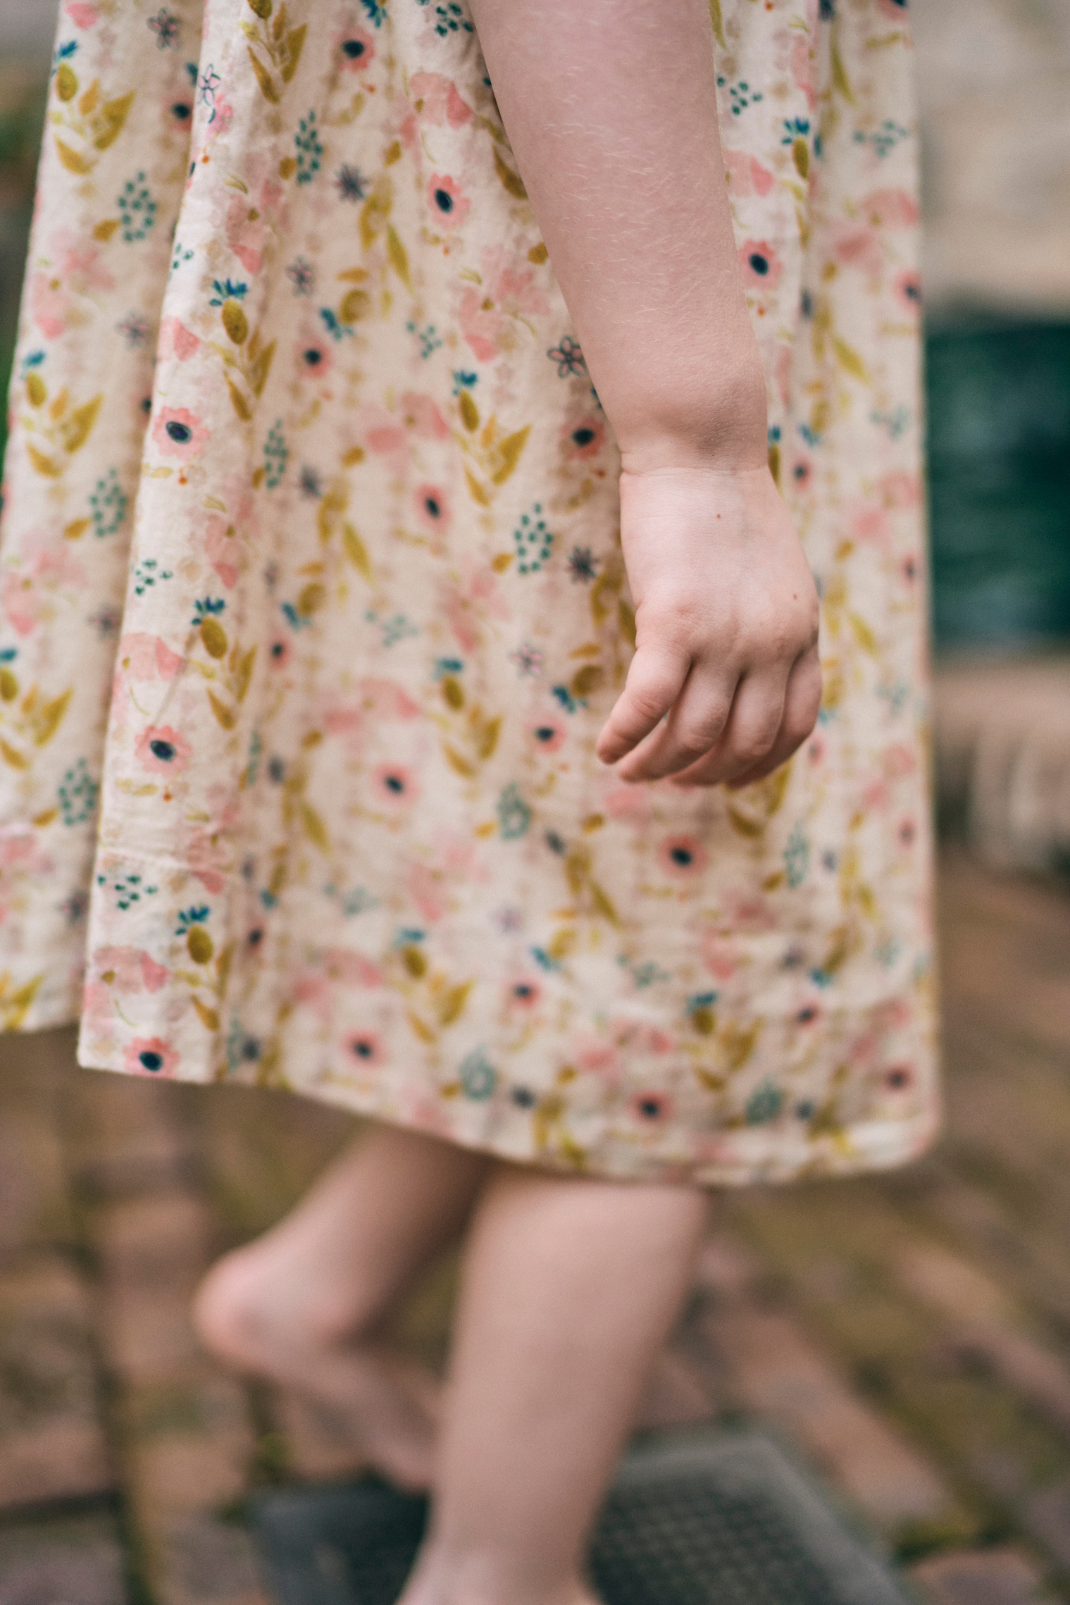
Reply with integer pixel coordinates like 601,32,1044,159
853,119,910,160
117,312,151,349
781,116,811,145
299,465,323,499
197,64,221,122
90,469,128,538
547,335,586,378
434,656,464,679
497,783,532,840
458,1047,497,1100
286,257,316,296
20,350,45,381
784,824,810,889
552,685,579,714
53,41,78,69
209,278,247,305
148,8,181,48
513,505,554,574
745,1081,783,1126
335,164,369,202
264,421,288,488
117,172,157,243
295,112,324,184
175,905,210,937
406,321,443,360
433,2,474,35
320,307,354,343
361,0,387,24
58,758,99,826
510,642,543,678
566,546,599,584
171,240,194,273
192,596,226,625
452,370,478,395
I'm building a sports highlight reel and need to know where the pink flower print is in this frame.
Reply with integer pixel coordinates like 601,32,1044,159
346,1030,386,1066
442,564,511,654
159,315,201,361
362,407,408,457
739,240,783,289
400,392,450,441
881,1062,915,1095
355,678,421,720
415,484,451,532
409,71,473,128
628,1090,673,1124
94,946,170,993
884,743,916,781
335,24,375,69
125,1036,177,1076
861,187,919,229
723,149,775,198
1,572,39,638
268,637,291,668
373,763,419,807
830,224,882,275
458,287,507,362
561,416,606,460
225,194,266,274
849,502,891,548
118,634,185,681
409,862,447,923
790,31,817,110
152,407,209,461
428,174,470,230
790,457,812,490
508,978,542,1009
531,716,565,753
66,1,100,25
187,829,230,895
659,834,708,877
893,270,922,315
794,999,822,1029
701,932,738,982
321,949,385,987
30,273,70,339
602,784,653,825
296,323,334,381
135,724,193,774
876,471,920,509
204,515,240,589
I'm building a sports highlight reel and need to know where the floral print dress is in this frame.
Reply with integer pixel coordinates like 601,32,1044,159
0,0,937,1185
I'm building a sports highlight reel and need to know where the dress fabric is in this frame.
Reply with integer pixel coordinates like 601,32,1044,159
0,0,938,1185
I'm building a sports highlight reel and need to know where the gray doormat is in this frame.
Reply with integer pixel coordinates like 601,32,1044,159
249,1428,916,1605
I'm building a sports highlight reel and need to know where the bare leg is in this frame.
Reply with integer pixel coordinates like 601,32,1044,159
400,1163,708,1605
194,1121,489,1489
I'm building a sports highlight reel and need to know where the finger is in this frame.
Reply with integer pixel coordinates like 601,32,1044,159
668,667,787,789
595,644,689,765
675,649,820,789
724,649,822,789
614,660,734,782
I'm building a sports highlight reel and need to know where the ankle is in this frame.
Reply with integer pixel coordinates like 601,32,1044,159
400,1544,595,1605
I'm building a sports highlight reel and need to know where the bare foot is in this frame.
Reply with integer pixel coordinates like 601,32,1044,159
193,1244,441,1492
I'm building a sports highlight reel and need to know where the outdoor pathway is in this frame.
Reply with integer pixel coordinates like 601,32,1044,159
0,847,1069,1605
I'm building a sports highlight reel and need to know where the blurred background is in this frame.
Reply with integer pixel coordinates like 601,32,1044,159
1,3,1070,1604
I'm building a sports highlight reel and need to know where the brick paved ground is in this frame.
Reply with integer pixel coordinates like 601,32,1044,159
1,848,1069,1604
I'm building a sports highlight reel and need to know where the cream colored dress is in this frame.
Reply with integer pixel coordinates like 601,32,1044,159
0,0,937,1184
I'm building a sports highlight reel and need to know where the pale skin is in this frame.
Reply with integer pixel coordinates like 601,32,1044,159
194,2,821,1601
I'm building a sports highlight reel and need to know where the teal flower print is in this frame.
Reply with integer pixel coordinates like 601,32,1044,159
513,505,554,574
264,422,288,488
497,784,531,840
784,824,810,888
89,470,128,537
58,758,99,825
295,113,323,184
117,173,157,242
745,1081,783,1126
459,1047,497,1100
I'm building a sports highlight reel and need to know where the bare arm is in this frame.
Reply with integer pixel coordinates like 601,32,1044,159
469,0,821,785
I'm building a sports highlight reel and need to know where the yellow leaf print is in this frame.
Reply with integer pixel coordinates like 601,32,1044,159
589,881,619,926
571,663,603,698
59,395,102,455
208,691,237,730
832,337,869,383
0,974,43,1031
187,927,214,964
226,378,252,421
459,391,479,432
831,34,855,102
56,63,78,101
190,995,221,1032
793,138,810,180
848,611,877,655
386,226,411,289
489,425,531,486
443,743,476,778
248,47,281,103
280,24,307,82
439,981,473,1026
709,0,726,48
301,801,330,852
95,93,135,151
78,80,100,116
64,518,91,540
32,690,72,747
25,445,60,478
726,804,764,839
200,618,229,658
343,524,372,580
55,139,94,175
493,146,527,199
464,468,491,507
222,301,249,345
0,670,18,702
25,373,45,408
0,740,28,770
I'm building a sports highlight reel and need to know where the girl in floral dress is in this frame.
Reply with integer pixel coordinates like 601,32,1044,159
0,0,934,1596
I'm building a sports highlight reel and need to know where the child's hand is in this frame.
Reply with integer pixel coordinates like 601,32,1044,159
595,464,821,788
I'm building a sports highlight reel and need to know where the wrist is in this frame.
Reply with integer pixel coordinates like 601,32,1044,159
611,366,769,478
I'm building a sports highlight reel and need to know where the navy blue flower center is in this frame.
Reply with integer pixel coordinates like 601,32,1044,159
270,640,286,659
637,1098,662,1119
571,427,595,448
513,983,535,999
534,726,556,744
342,38,365,57
149,739,176,761
139,1050,163,1072
303,348,323,366
171,101,192,121
669,845,693,867
247,928,264,946
434,187,454,213
424,496,441,518
383,773,405,794
748,252,769,276
351,1036,376,1058
165,420,192,443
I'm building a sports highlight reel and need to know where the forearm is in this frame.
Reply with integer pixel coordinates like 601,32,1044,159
467,0,768,473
